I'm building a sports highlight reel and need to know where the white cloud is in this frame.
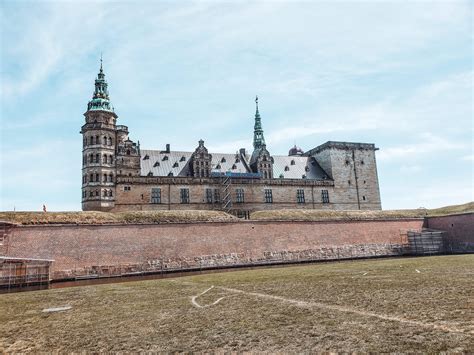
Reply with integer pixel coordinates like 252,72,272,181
378,133,468,161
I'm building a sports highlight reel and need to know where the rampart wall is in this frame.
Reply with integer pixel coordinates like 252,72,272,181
3,219,424,280
425,213,474,252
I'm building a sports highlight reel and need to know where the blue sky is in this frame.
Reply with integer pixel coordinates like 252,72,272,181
1,0,472,211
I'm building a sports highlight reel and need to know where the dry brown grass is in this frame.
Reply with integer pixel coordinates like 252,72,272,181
0,255,472,352
251,201,474,221
0,210,236,225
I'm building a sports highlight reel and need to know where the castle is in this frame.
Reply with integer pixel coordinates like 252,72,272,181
81,62,382,215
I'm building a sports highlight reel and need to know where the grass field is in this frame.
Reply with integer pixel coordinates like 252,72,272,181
0,255,473,352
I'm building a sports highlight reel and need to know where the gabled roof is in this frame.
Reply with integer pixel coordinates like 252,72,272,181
140,149,330,180
140,150,250,177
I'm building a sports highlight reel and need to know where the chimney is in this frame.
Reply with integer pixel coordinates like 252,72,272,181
165,144,170,153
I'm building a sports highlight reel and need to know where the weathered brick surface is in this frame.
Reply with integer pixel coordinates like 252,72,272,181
4,219,423,280
425,213,474,252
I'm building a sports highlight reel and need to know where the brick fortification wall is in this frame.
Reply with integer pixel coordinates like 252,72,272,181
425,213,474,253
5,219,423,280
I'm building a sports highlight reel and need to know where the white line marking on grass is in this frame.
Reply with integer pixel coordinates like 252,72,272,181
42,306,72,313
215,286,470,335
191,285,225,308
175,280,470,335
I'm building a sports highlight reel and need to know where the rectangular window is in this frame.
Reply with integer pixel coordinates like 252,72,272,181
151,188,161,204
206,188,213,203
264,189,273,203
124,186,131,191
236,188,244,203
180,188,190,204
213,189,220,203
321,190,330,203
296,189,305,204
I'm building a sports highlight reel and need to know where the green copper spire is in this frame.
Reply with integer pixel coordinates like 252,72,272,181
87,55,114,112
253,95,266,149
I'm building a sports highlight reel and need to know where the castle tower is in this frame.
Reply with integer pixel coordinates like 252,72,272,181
81,58,118,211
250,96,273,179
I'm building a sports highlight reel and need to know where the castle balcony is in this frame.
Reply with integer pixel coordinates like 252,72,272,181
116,125,129,133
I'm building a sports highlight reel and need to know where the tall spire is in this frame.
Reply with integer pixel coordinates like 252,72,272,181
87,55,113,112
253,95,266,149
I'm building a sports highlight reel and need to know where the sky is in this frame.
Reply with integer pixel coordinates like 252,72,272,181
0,0,472,211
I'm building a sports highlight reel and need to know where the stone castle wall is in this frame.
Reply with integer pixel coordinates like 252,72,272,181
4,219,423,280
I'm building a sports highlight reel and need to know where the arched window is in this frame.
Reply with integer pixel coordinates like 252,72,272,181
90,136,93,145
89,191,93,197
108,137,112,146
103,173,107,182
95,190,99,196
109,174,113,182
95,135,99,144
95,154,99,163
127,150,131,156
103,155,107,164
109,189,113,197
103,189,107,197
103,136,107,145
90,173,94,182
95,173,99,182
109,155,113,164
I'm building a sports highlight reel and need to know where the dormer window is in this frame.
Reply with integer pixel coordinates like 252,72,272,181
305,166,309,172
173,162,179,168
290,160,295,165
162,156,169,161
235,158,240,163
221,157,226,163
216,164,221,169
153,161,160,167
143,155,149,160
147,171,153,176
231,164,237,170
180,156,186,162
167,172,173,177
284,166,289,171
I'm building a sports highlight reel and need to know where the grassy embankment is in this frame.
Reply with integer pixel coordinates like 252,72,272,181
0,210,236,225
0,202,471,225
0,255,472,352
251,201,474,221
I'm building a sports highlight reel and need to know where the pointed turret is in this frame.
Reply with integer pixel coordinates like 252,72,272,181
253,96,266,149
87,56,113,112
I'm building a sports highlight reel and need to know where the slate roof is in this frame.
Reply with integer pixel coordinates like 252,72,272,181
272,155,329,180
141,150,250,177
140,149,330,180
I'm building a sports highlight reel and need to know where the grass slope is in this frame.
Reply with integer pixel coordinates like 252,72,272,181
0,210,236,225
251,201,474,221
0,255,472,352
